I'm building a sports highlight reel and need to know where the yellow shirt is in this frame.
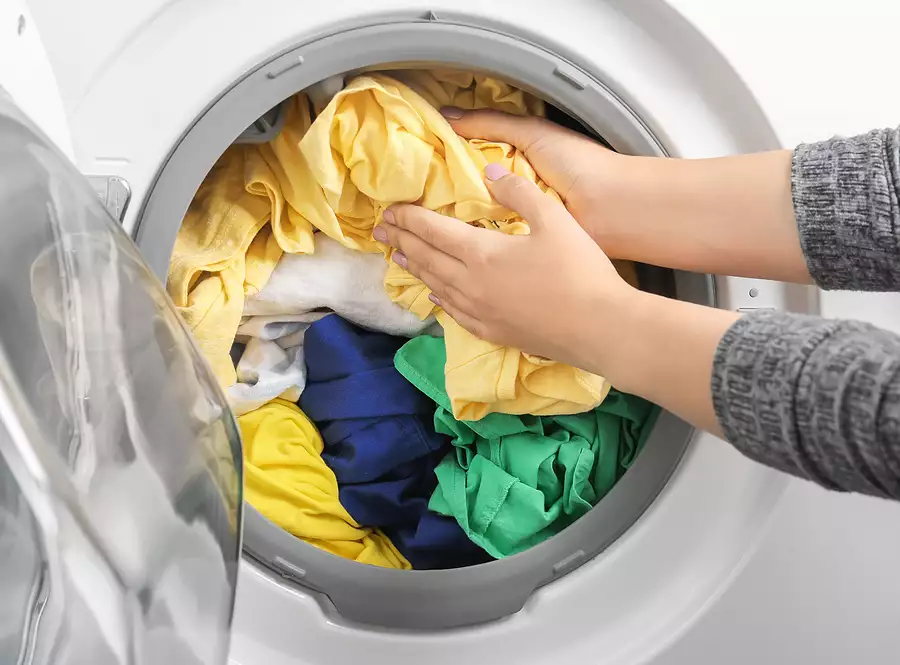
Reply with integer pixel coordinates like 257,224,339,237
239,400,410,569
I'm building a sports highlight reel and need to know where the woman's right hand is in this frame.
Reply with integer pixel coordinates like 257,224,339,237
442,107,619,240
442,107,809,283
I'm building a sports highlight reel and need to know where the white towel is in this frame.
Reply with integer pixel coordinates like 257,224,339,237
227,235,436,415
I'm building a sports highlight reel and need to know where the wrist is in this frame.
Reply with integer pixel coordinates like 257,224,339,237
597,291,740,412
573,280,649,383
572,154,663,259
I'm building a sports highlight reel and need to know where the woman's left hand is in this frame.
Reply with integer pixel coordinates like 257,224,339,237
373,163,633,374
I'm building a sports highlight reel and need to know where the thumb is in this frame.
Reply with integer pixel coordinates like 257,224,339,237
441,108,557,151
483,163,564,233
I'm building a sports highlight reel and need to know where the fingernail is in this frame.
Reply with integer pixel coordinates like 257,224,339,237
372,226,388,243
393,251,408,269
428,293,442,306
440,106,464,120
382,209,395,224
484,163,509,181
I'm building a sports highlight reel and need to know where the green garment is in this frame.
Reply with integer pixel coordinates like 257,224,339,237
394,335,660,559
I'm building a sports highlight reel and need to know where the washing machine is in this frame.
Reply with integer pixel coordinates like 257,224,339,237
3,0,900,663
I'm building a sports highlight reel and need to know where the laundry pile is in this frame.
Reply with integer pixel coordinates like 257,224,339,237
167,70,659,569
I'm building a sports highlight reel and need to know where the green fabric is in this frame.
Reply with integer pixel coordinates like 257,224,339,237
394,335,660,559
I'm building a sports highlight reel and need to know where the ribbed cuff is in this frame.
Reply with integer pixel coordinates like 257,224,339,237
712,309,900,498
711,310,844,487
792,128,900,291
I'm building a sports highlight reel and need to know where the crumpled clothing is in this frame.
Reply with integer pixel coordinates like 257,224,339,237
241,233,433,337
171,71,633,420
435,311,611,420
390,69,546,116
394,335,659,559
227,231,434,414
300,315,490,569
226,311,326,416
239,399,411,569
296,73,537,252
166,95,318,388
298,72,612,419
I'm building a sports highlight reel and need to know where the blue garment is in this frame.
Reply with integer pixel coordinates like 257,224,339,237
300,315,491,569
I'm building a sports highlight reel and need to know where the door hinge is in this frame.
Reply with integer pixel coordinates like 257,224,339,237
87,175,131,223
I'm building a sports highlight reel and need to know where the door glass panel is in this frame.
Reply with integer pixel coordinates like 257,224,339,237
0,88,242,664
0,448,45,665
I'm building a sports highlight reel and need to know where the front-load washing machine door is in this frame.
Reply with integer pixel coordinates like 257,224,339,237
0,85,242,665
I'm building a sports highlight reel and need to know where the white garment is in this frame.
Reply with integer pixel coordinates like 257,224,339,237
228,235,435,415
226,312,326,417
242,234,435,336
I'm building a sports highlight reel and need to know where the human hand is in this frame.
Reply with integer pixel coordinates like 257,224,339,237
441,108,808,285
439,107,619,242
375,161,738,435
373,162,634,374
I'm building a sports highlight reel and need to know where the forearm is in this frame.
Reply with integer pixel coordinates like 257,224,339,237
585,287,900,499
590,127,900,292
581,288,737,435
588,150,811,283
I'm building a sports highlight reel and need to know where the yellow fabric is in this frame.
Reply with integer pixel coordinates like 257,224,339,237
257,95,328,255
390,69,546,116
239,400,411,569
436,311,612,419
166,97,317,389
298,73,611,419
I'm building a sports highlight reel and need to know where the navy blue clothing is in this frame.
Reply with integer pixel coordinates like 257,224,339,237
300,315,491,569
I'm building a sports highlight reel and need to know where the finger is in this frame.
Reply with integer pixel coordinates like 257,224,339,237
430,282,476,317
380,223,465,288
382,205,481,261
483,163,568,233
437,298,487,341
440,108,562,151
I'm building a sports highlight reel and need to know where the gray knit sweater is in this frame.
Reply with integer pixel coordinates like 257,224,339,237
712,127,900,499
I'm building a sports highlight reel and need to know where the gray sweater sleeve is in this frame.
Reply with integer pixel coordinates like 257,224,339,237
711,127,900,499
